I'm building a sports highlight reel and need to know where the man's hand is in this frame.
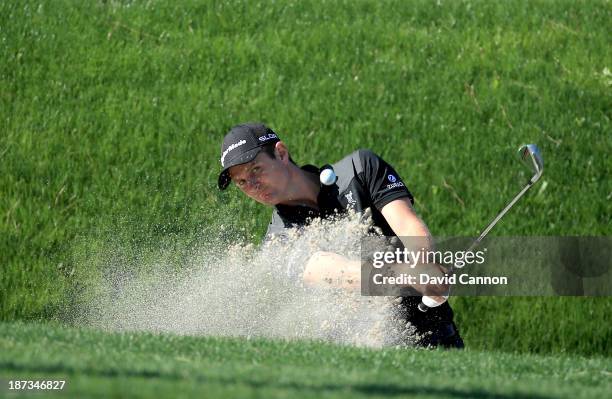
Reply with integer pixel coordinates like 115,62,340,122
303,251,361,290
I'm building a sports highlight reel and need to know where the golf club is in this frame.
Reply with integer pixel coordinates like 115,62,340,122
418,144,544,312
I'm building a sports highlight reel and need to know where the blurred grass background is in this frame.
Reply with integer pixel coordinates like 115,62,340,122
1,0,610,355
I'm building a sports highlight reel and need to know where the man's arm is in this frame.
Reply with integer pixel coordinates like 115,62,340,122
303,199,449,297
380,198,450,297
302,251,361,290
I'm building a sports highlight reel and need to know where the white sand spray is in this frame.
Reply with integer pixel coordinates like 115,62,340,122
78,212,420,347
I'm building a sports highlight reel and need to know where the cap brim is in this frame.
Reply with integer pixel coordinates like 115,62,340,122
217,147,263,190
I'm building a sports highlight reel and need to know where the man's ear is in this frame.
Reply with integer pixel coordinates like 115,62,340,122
274,141,290,164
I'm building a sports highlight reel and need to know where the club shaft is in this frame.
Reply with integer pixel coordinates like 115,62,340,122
466,180,534,252
419,145,543,312
418,179,538,313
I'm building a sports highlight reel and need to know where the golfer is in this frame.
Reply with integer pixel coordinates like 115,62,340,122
218,122,464,348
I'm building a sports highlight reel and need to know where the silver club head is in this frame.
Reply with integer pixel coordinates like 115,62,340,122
518,144,543,183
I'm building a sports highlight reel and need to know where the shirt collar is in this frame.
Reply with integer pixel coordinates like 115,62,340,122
275,164,340,221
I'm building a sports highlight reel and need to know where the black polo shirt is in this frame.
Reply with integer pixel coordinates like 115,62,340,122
265,149,413,238
264,149,457,338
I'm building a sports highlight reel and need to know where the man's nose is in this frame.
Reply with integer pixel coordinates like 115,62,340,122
245,176,259,190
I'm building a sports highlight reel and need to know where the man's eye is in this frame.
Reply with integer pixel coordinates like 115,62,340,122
237,180,246,187
252,166,260,174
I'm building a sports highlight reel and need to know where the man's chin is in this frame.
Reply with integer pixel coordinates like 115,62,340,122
257,194,277,206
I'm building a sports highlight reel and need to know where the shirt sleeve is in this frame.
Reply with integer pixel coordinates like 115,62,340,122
358,149,414,210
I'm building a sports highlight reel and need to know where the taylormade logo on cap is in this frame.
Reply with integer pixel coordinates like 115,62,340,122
221,139,247,167
218,123,281,190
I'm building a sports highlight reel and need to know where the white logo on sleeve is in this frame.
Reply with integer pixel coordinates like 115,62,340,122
221,140,247,166
386,174,405,190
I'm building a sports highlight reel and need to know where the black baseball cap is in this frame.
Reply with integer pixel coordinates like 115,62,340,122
218,123,281,190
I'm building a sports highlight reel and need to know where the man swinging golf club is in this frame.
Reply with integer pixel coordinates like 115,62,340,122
218,122,464,348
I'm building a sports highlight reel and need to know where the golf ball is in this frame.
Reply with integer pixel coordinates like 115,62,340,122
320,168,337,186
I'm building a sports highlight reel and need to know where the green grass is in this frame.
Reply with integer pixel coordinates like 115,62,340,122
1,0,610,357
1,321,610,399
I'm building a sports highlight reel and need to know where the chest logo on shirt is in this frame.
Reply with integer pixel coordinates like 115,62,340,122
344,191,357,207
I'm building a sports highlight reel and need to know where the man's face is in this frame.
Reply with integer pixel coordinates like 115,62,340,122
228,151,290,206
